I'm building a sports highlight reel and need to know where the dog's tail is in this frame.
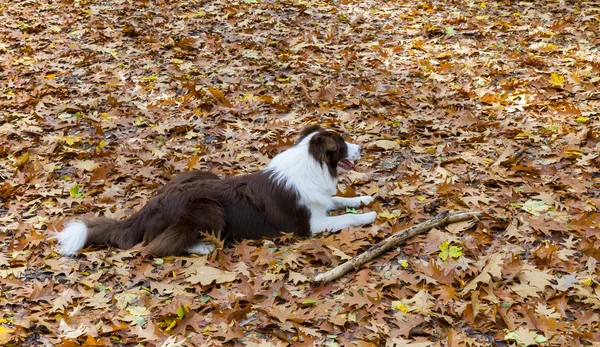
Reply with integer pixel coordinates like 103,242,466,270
55,217,143,256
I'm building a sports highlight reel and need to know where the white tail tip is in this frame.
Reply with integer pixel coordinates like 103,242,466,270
56,220,88,256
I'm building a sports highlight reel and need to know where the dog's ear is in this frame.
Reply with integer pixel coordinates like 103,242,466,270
309,131,340,164
314,132,339,152
298,125,322,143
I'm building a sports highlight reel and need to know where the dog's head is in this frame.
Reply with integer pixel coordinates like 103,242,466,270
299,125,362,177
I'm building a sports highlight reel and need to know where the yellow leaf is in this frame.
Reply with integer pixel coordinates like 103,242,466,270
277,76,290,83
14,151,29,167
45,73,56,79
399,259,409,268
576,116,589,123
57,135,82,146
480,2,486,8
0,325,15,344
436,52,451,59
377,211,397,220
438,241,462,261
550,72,564,87
391,300,408,313
580,278,593,286
141,74,157,81
411,39,426,51
134,117,147,126
564,150,582,156
164,319,177,332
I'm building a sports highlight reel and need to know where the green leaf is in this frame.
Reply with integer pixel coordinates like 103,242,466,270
141,74,157,81
154,258,164,265
345,207,359,214
201,295,212,303
445,26,456,35
438,241,462,261
69,183,83,198
177,305,188,319
302,299,317,305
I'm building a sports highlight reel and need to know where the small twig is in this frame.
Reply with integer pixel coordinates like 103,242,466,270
312,211,482,284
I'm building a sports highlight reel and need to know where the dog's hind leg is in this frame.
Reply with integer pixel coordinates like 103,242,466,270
144,224,202,256
144,196,226,256
186,242,216,255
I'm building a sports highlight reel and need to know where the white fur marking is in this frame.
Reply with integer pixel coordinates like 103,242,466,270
267,131,375,235
311,211,377,235
331,196,374,209
56,220,88,256
267,132,338,210
187,242,216,255
345,142,361,161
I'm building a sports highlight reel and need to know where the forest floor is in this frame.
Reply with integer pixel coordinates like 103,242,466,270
1,0,600,346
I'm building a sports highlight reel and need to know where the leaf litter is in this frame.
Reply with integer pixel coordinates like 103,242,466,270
1,0,600,346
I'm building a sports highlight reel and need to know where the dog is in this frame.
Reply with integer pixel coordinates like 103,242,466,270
55,125,377,256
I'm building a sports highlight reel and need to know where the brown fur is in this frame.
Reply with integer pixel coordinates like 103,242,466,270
81,171,312,256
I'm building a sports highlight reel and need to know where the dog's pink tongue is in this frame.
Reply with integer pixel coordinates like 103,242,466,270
340,159,356,170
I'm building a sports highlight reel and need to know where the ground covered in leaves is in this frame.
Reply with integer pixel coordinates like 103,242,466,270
1,0,600,346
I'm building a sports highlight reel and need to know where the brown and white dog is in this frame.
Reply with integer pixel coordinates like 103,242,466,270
56,125,376,256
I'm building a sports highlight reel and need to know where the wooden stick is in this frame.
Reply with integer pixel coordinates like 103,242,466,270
313,211,482,284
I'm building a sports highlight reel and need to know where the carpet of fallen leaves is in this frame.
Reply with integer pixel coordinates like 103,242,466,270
1,0,600,346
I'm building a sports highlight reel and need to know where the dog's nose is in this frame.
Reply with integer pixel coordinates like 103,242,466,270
358,146,363,154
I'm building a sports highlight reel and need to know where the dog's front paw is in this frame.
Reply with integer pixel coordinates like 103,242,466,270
357,196,374,206
357,211,377,226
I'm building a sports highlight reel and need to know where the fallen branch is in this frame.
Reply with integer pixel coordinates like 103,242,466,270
313,211,482,284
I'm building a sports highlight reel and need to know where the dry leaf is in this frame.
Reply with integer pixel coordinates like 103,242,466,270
186,266,236,285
